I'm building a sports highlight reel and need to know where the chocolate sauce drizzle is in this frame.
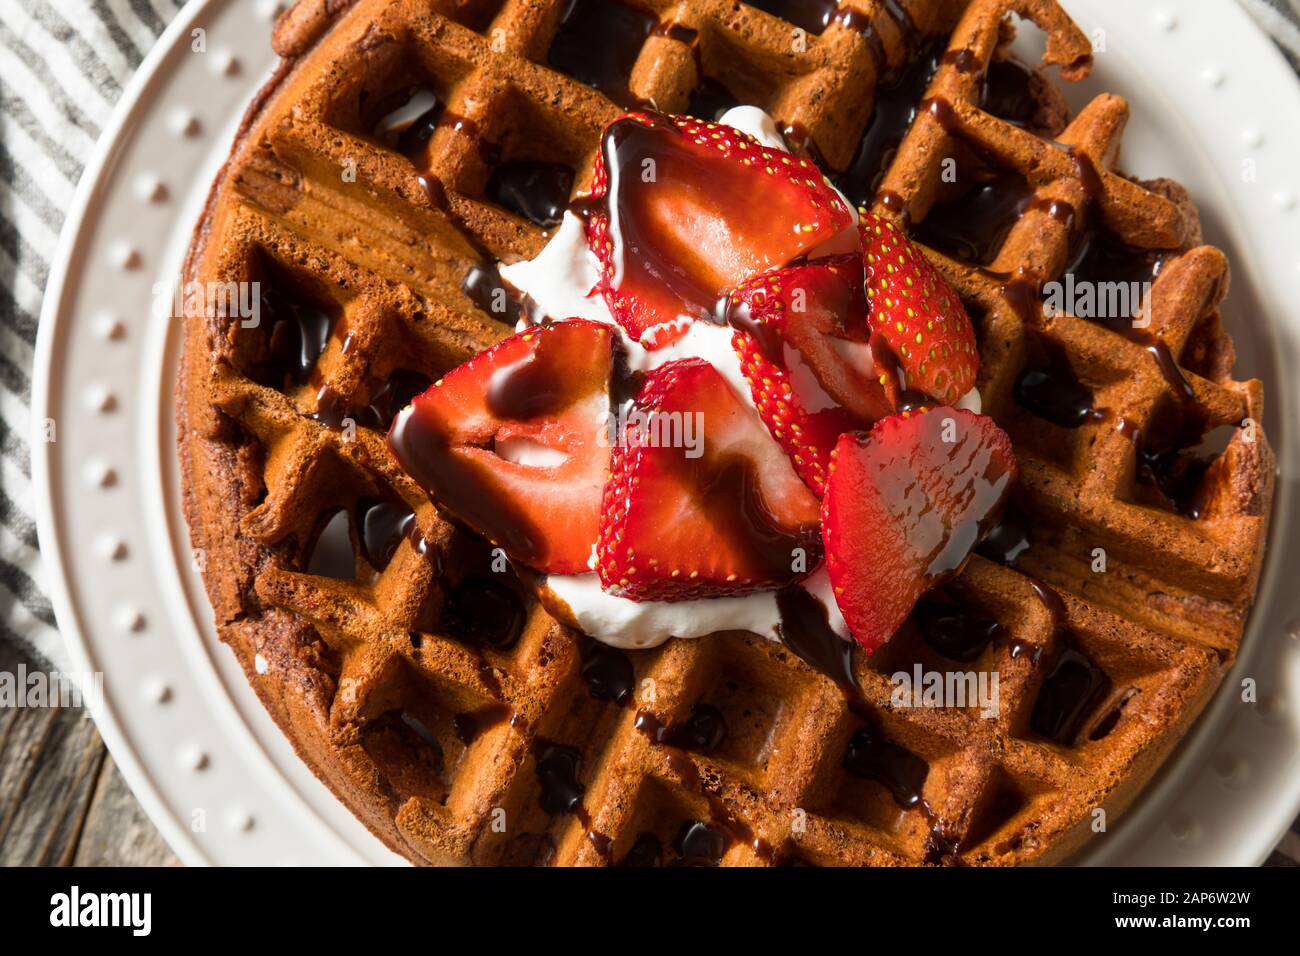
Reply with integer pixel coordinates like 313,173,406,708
672,821,730,866
357,369,433,431
686,77,741,122
1064,232,1165,332
651,19,697,44
964,154,1219,521
942,48,980,74
894,63,1055,264
439,110,503,166
912,592,1002,662
532,739,615,862
746,0,838,35
572,648,745,863
976,505,1032,565
776,585,856,691
357,498,415,570
1059,232,1219,520
439,576,527,652
842,721,959,864
305,510,354,580
636,703,727,753
774,586,968,861
485,341,585,420
369,86,510,169
266,283,434,434
619,832,663,867
534,740,586,815
975,138,1216,501
1014,365,1105,428
1019,579,1113,745
1031,639,1112,744
461,261,525,324
260,285,337,391
548,0,655,108
833,0,922,73
900,63,1052,263
910,85,1155,377
1122,410,1236,520
633,709,772,861
981,59,1041,128
579,640,635,706
1088,687,1138,741
486,161,575,228
837,39,944,208
844,725,929,809
370,86,442,159
912,170,1033,266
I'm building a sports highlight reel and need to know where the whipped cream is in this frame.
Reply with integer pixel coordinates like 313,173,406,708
495,435,569,468
957,387,982,415
502,235,771,414
719,105,786,151
543,565,849,650
500,212,608,325
495,107,976,650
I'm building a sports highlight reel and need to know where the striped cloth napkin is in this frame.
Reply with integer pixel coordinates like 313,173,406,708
0,0,1296,864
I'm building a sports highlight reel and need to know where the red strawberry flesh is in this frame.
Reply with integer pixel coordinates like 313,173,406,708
732,332,864,496
584,112,853,346
388,321,613,574
721,255,890,493
822,408,1017,653
597,358,822,600
860,212,979,405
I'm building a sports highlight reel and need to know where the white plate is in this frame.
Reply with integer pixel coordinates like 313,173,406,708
32,0,1300,866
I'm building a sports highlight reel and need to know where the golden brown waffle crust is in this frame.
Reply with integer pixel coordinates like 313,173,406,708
177,0,1274,867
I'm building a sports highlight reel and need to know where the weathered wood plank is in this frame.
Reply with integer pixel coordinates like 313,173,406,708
0,639,176,866
74,753,177,866
0,639,101,864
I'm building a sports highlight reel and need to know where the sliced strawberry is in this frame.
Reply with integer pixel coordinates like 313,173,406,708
597,359,822,600
724,256,894,493
860,211,978,404
388,321,613,574
822,408,1017,653
732,334,860,496
584,111,854,348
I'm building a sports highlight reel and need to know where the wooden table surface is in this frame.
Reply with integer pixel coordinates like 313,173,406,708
0,638,176,866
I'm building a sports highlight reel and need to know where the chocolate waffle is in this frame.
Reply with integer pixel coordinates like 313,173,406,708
177,0,1273,865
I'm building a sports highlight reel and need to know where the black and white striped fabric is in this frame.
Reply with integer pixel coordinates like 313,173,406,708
1,0,192,670
0,0,1295,864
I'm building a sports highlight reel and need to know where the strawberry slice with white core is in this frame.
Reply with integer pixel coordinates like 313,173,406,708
388,320,613,574
860,211,979,405
822,408,1017,653
723,255,894,493
584,112,854,349
597,358,822,600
